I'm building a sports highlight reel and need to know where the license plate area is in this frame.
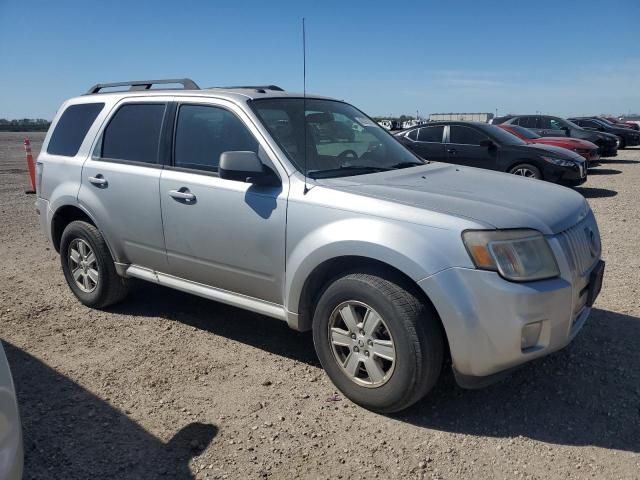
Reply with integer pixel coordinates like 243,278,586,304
586,260,605,307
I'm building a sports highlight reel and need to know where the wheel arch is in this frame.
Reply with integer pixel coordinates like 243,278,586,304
50,204,120,266
292,255,446,345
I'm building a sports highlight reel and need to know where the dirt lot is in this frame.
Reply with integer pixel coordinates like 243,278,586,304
0,131,638,479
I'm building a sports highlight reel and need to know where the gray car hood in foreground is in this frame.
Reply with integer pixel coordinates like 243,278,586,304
319,163,588,235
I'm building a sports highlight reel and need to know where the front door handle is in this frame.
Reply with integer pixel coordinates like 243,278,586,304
168,189,196,202
447,148,457,155
88,174,107,186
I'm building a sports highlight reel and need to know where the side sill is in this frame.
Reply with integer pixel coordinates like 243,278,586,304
124,265,288,322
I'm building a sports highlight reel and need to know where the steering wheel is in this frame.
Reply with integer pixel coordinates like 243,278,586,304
337,149,359,167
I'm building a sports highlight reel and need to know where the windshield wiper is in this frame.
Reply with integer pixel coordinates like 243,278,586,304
388,161,427,169
308,166,390,179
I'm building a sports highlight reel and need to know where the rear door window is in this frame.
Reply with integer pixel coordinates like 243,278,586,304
101,103,166,164
417,125,444,142
516,116,538,129
449,126,488,145
47,103,105,156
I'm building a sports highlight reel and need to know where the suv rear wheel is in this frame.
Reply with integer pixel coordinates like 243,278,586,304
60,220,129,308
312,271,444,413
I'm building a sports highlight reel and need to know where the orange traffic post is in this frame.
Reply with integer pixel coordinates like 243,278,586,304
24,138,36,194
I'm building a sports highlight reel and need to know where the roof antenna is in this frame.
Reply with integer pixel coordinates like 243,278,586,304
302,17,309,194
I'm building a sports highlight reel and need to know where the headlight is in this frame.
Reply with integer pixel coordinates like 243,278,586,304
541,156,576,167
462,229,560,281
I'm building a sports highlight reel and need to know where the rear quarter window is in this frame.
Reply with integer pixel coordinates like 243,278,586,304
47,103,105,156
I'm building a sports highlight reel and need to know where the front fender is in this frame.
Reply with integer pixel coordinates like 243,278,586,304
284,216,472,315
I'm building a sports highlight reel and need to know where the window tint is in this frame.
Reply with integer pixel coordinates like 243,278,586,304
47,103,104,156
516,116,538,129
101,104,165,163
449,126,488,145
417,125,444,142
581,119,599,128
174,105,258,172
406,129,418,140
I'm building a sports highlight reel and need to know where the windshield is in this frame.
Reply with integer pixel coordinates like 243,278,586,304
484,124,527,146
250,98,424,178
505,125,541,140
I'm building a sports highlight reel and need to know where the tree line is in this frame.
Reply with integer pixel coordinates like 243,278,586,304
0,119,51,132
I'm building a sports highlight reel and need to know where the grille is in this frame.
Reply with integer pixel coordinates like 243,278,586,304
557,213,601,276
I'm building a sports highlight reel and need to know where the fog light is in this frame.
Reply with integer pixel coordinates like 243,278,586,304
521,322,542,351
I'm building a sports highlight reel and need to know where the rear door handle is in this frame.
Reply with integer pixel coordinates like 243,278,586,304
447,148,457,154
88,174,107,186
168,189,196,202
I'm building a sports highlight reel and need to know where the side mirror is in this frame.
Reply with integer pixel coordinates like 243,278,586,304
479,139,496,149
219,151,280,186
561,126,570,136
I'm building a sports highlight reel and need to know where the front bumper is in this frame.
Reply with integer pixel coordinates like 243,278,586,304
599,142,618,157
623,135,640,147
419,231,602,380
545,163,587,186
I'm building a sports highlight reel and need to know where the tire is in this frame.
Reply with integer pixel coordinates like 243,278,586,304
312,271,444,413
509,163,542,179
617,136,626,149
60,220,129,308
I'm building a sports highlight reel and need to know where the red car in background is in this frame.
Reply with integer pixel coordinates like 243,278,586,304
497,124,600,166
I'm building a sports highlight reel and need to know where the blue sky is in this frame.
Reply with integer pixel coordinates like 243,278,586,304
1,0,639,119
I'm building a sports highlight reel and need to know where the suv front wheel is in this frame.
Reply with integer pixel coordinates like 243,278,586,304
312,271,444,413
60,220,129,308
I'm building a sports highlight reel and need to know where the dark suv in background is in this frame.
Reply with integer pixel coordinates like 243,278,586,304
568,117,640,149
492,115,619,157
395,121,587,185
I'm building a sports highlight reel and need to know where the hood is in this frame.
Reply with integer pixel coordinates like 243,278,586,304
532,137,597,149
594,131,619,141
319,163,588,235
520,143,585,161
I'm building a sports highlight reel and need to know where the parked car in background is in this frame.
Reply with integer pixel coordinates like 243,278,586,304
497,124,600,166
394,121,587,185
492,115,619,157
36,79,604,413
569,117,640,149
601,116,640,131
0,342,23,480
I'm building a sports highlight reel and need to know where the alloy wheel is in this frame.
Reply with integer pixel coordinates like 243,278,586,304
327,301,396,388
68,239,99,293
512,167,537,178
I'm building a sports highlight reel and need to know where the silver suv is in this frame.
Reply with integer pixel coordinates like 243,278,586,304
36,79,604,412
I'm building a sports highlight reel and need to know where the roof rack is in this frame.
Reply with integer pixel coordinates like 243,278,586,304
208,85,285,93
86,78,200,94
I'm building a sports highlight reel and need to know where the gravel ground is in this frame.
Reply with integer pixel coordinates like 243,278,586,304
0,131,638,480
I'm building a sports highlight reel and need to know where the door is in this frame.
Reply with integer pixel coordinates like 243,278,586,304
410,125,446,161
159,103,287,304
539,117,568,137
445,125,497,169
79,101,168,270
